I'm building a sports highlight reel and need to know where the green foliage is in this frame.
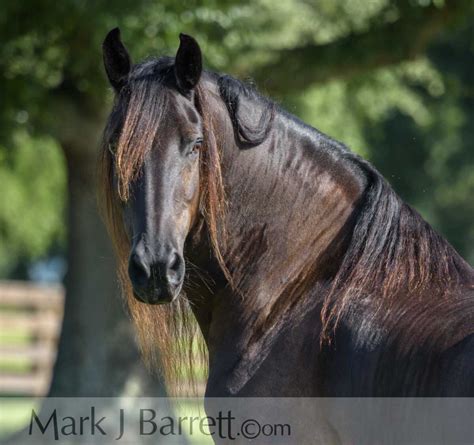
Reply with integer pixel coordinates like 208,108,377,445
0,131,66,276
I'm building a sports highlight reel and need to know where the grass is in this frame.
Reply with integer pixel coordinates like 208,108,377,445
0,399,40,438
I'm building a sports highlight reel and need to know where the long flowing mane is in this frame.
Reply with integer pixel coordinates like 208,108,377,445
320,163,474,352
99,57,474,392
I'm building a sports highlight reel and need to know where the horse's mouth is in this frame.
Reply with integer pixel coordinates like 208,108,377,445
132,282,181,305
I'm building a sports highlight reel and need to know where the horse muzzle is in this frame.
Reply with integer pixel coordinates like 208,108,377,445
128,247,184,304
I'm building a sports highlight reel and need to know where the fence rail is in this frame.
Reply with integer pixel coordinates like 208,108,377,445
0,281,64,396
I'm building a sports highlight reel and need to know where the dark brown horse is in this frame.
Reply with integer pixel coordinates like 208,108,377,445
100,28,474,397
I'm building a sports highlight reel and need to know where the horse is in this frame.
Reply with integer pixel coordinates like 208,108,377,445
99,28,474,398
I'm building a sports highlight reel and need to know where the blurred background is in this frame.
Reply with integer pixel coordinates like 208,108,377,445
0,0,473,441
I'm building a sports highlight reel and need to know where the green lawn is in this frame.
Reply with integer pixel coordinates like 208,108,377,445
0,398,40,438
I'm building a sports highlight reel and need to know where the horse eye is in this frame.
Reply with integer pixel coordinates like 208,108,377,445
188,138,203,158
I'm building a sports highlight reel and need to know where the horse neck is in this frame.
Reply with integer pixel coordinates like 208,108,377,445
190,81,367,334
218,112,366,313
185,88,368,392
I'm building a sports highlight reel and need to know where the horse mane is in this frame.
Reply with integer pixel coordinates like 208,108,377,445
320,161,474,352
99,58,474,393
217,75,275,147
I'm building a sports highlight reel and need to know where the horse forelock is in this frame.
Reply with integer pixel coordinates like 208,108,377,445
111,61,173,201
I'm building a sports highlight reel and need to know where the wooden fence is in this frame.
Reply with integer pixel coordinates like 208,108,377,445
0,281,64,396
0,281,207,397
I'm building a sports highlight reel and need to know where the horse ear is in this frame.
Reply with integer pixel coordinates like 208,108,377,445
102,27,131,92
174,33,202,93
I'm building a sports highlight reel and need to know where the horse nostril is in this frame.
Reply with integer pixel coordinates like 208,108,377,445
168,252,180,272
166,252,183,286
129,253,151,287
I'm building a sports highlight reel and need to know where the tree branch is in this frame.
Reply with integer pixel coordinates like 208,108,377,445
251,1,472,95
